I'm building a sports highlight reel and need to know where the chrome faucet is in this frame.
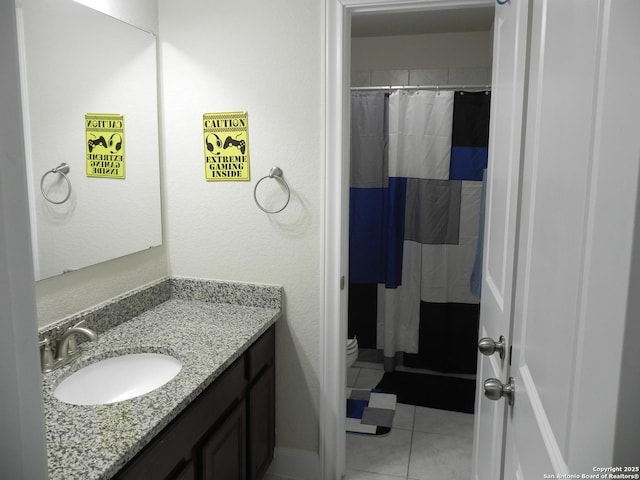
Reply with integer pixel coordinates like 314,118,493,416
40,320,97,373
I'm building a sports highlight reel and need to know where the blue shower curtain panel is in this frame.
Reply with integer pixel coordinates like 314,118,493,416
349,179,406,287
349,90,490,374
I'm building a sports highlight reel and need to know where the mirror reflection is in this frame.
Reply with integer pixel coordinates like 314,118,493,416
19,0,162,280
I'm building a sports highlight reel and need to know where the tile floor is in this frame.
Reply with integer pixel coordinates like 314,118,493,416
346,363,474,480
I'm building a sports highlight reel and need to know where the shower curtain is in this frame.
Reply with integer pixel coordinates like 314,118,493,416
349,89,490,373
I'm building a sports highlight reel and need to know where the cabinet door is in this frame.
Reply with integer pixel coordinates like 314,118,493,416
248,365,275,480
116,435,190,480
200,400,246,480
171,460,195,480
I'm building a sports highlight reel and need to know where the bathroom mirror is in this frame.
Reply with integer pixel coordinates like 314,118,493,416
19,0,162,280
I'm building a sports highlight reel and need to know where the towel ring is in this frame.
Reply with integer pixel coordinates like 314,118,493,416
253,166,290,214
40,163,72,204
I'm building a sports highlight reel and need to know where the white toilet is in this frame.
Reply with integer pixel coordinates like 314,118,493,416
346,337,359,369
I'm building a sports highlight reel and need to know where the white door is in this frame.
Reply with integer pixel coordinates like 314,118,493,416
472,0,529,478
498,0,640,477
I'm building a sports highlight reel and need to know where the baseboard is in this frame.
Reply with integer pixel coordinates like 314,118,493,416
263,447,320,480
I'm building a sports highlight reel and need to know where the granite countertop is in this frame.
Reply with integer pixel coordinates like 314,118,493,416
42,297,280,480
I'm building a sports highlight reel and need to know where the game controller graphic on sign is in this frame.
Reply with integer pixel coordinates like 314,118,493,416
223,135,246,154
202,111,250,181
85,113,125,179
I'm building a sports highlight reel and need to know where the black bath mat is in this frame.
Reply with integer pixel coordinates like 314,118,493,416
375,371,476,414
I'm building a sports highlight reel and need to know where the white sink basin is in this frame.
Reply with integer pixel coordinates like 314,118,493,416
53,353,182,406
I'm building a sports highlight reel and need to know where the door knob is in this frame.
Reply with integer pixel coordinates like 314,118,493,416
484,377,515,406
478,335,506,359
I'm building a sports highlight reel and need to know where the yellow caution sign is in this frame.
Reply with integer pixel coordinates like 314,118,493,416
85,113,125,179
203,111,250,181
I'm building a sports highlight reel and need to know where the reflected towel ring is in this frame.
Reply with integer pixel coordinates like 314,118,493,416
253,166,290,214
40,163,72,204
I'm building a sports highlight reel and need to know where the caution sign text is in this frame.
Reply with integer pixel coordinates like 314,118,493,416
203,111,250,181
85,113,125,179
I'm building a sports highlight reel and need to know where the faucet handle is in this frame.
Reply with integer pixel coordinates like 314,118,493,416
39,338,54,373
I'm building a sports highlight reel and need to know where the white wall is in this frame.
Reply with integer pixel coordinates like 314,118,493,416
351,31,493,72
72,0,158,34
351,31,493,88
158,0,322,456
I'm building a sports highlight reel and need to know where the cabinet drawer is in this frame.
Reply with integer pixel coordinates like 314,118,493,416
247,327,275,381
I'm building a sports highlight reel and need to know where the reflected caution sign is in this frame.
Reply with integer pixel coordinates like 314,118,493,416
203,111,250,181
85,113,125,179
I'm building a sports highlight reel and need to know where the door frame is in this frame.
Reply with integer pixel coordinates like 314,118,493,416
321,1,494,478
0,2,48,477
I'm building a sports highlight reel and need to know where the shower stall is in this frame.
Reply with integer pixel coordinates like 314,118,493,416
348,86,491,382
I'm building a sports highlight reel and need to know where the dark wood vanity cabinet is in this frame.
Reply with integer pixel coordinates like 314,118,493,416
247,365,275,480
200,400,246,480
116,326,275,480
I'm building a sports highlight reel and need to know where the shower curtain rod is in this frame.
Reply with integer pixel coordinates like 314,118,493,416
351,84,491,92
